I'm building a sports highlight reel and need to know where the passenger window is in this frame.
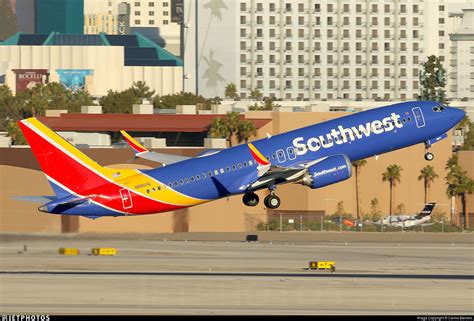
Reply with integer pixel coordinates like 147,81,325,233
158,186,161,191
226,167,230,172
146,189,150,193
214,169,219,175
179,180,184,185
402,118,406,123
238,163,242,169
208,171,212,177
243,162,248,167
196,175,200,180
168,183,173,187
174,181,178,187
190,177,195,182
152,187,156,192
220,168,224,174
185,178,190,183
232,165,236,170
202,173,206,178
249,160,253,166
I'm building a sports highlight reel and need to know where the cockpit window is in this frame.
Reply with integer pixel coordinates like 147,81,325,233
433,105,445,112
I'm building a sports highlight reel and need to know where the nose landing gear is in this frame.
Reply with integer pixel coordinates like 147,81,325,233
424,141,434,161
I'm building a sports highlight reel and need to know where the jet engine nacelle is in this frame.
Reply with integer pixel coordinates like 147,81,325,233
300,155,352,189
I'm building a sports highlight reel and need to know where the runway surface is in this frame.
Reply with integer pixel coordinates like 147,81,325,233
0,234,473,314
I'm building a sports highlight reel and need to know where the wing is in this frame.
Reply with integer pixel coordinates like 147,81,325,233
244,143,311,190
120,130,191,165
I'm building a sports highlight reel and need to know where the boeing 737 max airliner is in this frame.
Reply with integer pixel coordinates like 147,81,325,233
17,101,464,218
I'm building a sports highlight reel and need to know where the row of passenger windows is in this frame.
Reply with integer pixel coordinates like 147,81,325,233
166,159,257,189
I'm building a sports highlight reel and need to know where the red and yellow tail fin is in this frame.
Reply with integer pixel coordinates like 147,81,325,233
18,118,136,196
120,130,148,153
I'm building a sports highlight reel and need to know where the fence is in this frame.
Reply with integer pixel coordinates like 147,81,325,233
244,211,469,233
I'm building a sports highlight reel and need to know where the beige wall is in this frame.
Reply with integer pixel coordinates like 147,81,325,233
0,46,183,96
0,165,62,233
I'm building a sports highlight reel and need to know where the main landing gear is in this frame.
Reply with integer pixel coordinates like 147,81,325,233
243,189,281,209
424,141,434,161
242,192,259,207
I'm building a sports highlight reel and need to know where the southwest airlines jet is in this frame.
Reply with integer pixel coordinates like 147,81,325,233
17,101,464,219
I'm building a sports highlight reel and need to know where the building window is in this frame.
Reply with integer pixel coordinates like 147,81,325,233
135,20,140,25
149,2,154,6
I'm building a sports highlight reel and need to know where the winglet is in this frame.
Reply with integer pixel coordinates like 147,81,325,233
248,143,270,166
120,130,148,153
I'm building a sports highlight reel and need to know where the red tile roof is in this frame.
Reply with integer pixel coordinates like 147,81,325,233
37,113,272,132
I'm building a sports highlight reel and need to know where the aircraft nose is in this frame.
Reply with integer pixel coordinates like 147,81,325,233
449,107,465,125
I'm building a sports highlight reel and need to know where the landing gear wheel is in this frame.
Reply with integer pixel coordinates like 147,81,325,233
424,152,434,161
264,195,281,209
243,192,259,207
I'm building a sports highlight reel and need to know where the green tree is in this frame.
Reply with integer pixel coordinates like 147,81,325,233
249,88,263,101
99,88,140,114
370,198,382,222
418,55,447,104
131,81,155,100
418,165,439,204
394,203,406,215
224,83,238,99
334,201,346,216
457,116,474,151
352,159,367,219
0,0,18,41
236,120,256,144
445,156,474,227
6,120,26,145
382,164,403,216
209,112,256,147
153,91,211,109
0,85,24,130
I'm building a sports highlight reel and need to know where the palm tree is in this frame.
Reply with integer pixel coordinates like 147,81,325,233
224,83,238,99
236,120,256,144
418,165,439,204
209,112,256,147
382,164,403,216
445,157,474,227
352,159,367,220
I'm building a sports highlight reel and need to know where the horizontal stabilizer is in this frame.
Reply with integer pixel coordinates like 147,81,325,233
120,130,190,165
39,195,93,213
13,196,57,203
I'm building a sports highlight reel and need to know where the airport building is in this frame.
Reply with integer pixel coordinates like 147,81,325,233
183,0,474,101
84,0,181,55
1,108,472,234
0,32,183,96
